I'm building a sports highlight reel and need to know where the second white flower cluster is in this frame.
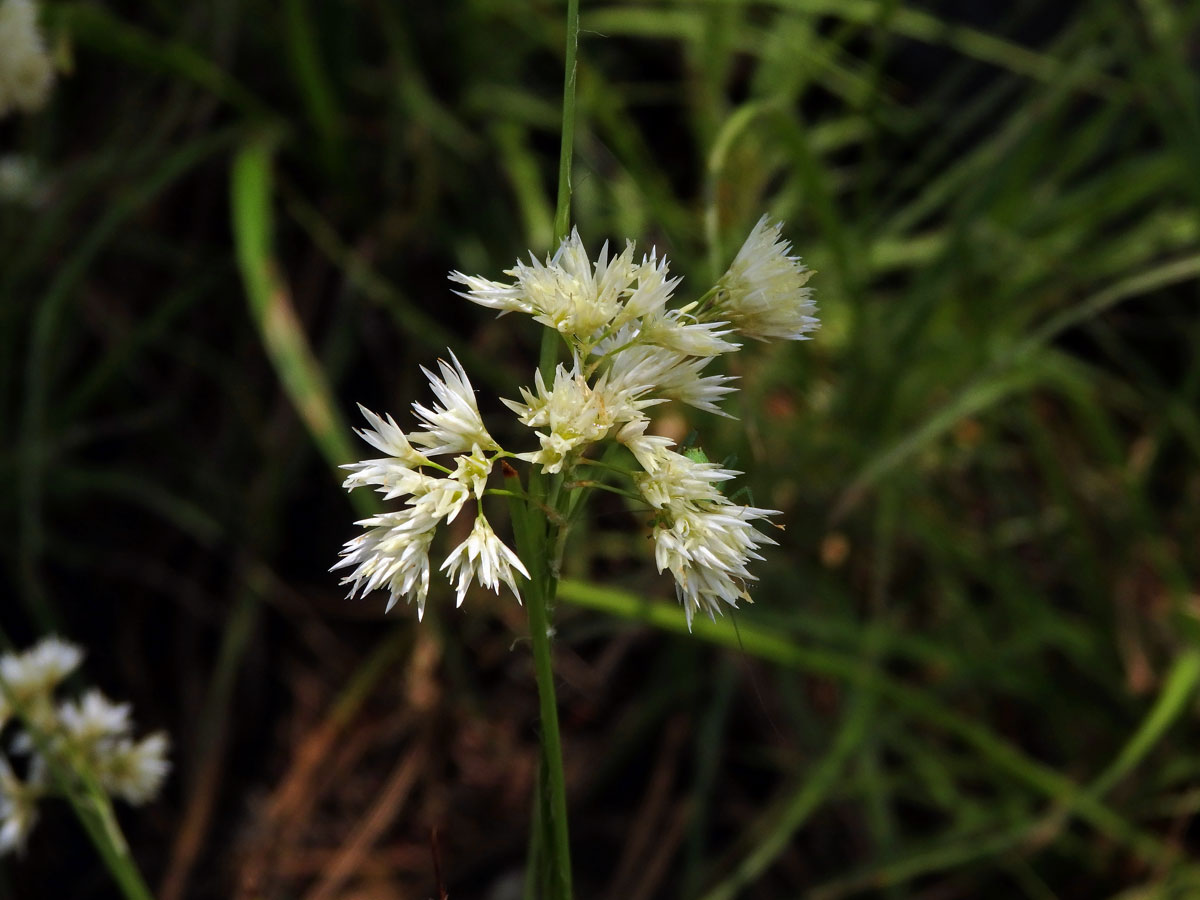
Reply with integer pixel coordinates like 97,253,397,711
336,217,817,627
0,637,170,855
0,0,55,119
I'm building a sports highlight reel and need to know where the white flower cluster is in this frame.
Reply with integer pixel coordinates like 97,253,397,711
333,357,528,620
0,637,170,855
0,0,55,119
338,216,816,627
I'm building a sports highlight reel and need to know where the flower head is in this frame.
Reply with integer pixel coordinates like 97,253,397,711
51,691,171,804
503,359,646,473
0,0,55,119
97,733,171,806
614,248,678,324
336,384,519,618
614,417,675,473
352,405,430,468
633,447,736,508
604,342,737,417
441,515,530,607
451,443,495,497
0,636,83,724
410,352,497,456
628,437,781,627
634,305,739,357
715,215,818,341
56,690,132,744
451,231,641,342
652,500,780,628
0,637,170,857
334,484,463,618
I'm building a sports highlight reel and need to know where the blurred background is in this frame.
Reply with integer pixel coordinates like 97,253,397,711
3,0,1200,897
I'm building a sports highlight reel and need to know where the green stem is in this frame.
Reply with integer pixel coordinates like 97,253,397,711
572,455,636,478
57,778,156,900
561,480,643,503
525,553,573,900
512,2,582,894
524,771,545,900
506,466,573,899
553,0,581,245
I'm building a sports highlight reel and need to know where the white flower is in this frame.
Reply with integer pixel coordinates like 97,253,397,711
0,634,171,858
633,448,736,509
446,269,530,316
96,733,170,806
0,636,83,721
333,473,470,617
336,470,471,614
340,407,434,503
716,216,818,341
628,440,781,628
634,305,739,357
51,692,171,806
352,405,431,467
409,352,498,456
451,230,640,342
612,248,679,324
0,757,38,856
450,443,495,497
56,690,132,745
406,477,472,531
340,384,516,616
660,363,738,416
440,515,529,607
340,402,488,560
614,417,675,474
503,360,646,473
652,500,779,628
336,521,436,616
341,458,428,501
0,0,54,119
605,344,737,417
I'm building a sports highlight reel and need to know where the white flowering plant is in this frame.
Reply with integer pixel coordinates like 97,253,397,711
328,8,815,895
0,636,170,857
333,215,814,897
335,215,816,629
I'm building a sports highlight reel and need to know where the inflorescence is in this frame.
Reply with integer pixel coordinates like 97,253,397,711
335,216,817,628
0,636,170,855
0,0,55,119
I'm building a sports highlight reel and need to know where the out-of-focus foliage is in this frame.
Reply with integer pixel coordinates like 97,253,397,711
2,1,1199,897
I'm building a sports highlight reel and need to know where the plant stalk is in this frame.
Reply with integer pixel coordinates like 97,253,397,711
506,460,573,898
525,546,573,900
514,1,582,893
553,0,581,245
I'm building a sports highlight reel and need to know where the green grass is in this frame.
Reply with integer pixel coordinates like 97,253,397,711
3,1,1199,897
